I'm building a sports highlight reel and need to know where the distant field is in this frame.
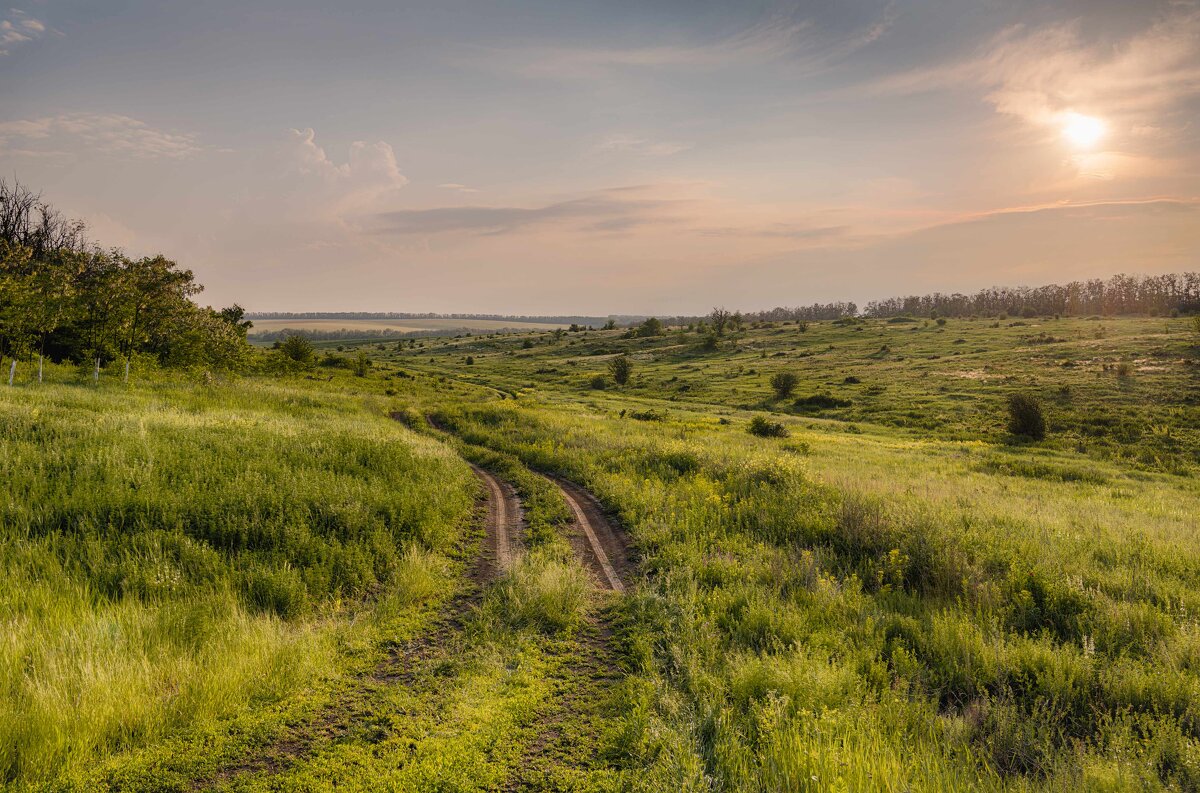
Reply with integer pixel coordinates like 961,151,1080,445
249,318,567,335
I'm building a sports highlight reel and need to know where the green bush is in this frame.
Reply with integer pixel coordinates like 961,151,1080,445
1007,393,1047,440
770,371,799,399
748,415,789,438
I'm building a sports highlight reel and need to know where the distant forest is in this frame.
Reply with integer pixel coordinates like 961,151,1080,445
247,311,607,325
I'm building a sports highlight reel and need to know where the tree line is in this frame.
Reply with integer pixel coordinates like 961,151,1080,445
862,272,1200,319
0,180,252,379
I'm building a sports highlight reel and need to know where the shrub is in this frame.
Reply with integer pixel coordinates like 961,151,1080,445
936,317,947,326
278,334,315,365
608,354,633,385
465,355,475,366
794,393,852,410
1007,393,1046,440
699,333,720,352
628,409,664,422
352,351,371,377
1115,361,1133,378
748,415,789,438
770,371,799,399
636,317,663,337
1190,315,1200,339
589,374,607,389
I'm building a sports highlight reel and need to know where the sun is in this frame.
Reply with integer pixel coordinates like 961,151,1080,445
1061,112,1106,149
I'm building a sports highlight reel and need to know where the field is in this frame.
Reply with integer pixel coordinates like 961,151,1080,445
247,317,570,338
3,314,1200,791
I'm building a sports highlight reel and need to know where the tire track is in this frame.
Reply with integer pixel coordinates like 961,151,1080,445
190,431,524,788
551,475,634,593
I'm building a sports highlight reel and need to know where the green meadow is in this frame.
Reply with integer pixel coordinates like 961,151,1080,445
2,312,1199,791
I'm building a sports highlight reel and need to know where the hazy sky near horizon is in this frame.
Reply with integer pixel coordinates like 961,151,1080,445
2,0,1198,314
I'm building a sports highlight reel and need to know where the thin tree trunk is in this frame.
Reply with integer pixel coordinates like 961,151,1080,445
38,355,43,383
94,357,100,383
8,360,15,386
124,357,130,383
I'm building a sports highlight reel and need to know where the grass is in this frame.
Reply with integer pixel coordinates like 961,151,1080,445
5,313,1200,790
0,365,476,788
356,315,1200,790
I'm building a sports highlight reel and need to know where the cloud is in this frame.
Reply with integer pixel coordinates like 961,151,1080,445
496,5,894,79
596,134,690,157
367,190,690,237
866,7,1200,135
438,183,481,193
283,128,406,187
0,113,203,158
0,9,49,55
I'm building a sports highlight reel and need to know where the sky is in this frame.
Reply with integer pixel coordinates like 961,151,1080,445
1,0,1198,314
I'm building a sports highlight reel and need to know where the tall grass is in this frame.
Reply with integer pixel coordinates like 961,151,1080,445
439,397,1200,790
0,370,476,786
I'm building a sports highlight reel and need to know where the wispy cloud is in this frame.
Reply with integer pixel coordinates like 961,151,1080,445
0,113,203,158
492,6,894,80
596,134,690,157
0,9,50,56
366,189,691,237
438,183,481,193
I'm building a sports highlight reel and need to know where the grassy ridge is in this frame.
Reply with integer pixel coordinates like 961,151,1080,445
0,368,476,787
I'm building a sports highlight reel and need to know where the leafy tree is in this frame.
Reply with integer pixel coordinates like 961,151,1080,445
603,319,616,330
770,371,799,399
699,333,719,352
636,317,663,338
278,334,316,366
608,354,633,385
353,351,371,377
1007,393,1046,440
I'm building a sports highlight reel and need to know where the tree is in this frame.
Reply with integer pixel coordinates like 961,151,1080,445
353,350,371,377
603,319,616,330
1007,393,1046,440
218,304,254,337
710,307,732,336
636,317,663,338
278,333,316,366
608,354,632,385
770,371,799,399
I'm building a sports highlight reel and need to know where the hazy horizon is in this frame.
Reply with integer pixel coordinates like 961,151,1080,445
3,0,1198,315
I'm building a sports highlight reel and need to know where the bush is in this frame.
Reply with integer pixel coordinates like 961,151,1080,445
636,317,664,337
1007,393,1046,440
1115,361,1133,378
352,351,371,377
699,333,720,352
608,354,633,385
794,393,852,410
589,374,607,389
748,415,789,438
770,371,799,399
278,334,315,366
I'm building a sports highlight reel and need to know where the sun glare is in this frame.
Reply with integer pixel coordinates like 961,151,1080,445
1061,112,1106,149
